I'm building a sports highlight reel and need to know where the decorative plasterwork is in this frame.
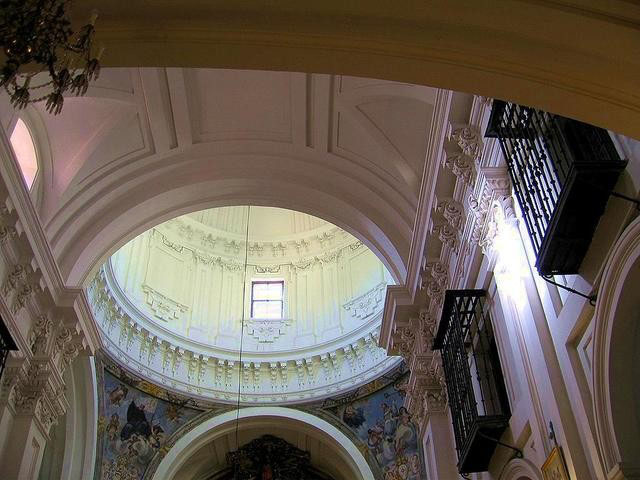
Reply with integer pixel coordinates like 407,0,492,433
245,317,292,343
343,282,386,320
0,170,95,439
449,123,482,162
404,352,447,431
88,267,400,404
381,97,511,432
467,166,513,253
441,123,482,186
163,215,358,264
420,260,449,315
142,284,190,323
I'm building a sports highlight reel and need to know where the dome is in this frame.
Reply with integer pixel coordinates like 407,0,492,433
89,206,399,403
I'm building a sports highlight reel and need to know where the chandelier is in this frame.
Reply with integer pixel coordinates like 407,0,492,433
0,0,103,114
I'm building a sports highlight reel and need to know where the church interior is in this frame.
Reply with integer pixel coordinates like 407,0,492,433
0,2,639,480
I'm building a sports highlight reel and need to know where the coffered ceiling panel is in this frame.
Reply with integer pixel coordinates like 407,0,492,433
91,68,136,94
16,67,465,286
357,98,433,177
185,69,294,143
332,110,403,183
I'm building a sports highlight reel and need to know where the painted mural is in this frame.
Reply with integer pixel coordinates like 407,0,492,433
95,366,203,480
95,357,423,480
322,368,425,480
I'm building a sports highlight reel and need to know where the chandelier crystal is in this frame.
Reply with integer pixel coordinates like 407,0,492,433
0,0,102,114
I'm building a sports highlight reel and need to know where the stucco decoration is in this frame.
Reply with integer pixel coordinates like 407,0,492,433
89,206,401,404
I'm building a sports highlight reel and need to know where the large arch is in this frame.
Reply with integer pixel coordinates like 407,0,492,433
149,407,375,480
47,146,413,286
72,1,640,139
593,215,640,479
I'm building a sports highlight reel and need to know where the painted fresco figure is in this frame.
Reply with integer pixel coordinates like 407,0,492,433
343,404,366,428
106,413,120,441
367,425,384,463
394,407,418,456
109,385,128,406
149,425,165,449
381,402,398,437
121,400,152,441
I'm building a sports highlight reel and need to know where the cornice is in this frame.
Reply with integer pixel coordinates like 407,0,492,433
149,225,364,270
404,89,453,301
379,95,514,429
0,128,102,437
89,264,401,403
0,132,70,307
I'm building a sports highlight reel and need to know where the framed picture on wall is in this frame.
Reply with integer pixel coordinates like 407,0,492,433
541,446,570,480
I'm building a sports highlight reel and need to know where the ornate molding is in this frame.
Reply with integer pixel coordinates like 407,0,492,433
420,260,449,314
467,167,512,251
163,215,357,262
0,187,93,439
448,123,482,162
89,267,399,403
442,149,475,186
245,318,291,343
142,284,190,323
343,282,386,320
435,198,464,230
405,354,448,429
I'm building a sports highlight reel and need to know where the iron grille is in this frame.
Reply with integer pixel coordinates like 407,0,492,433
433,290,510,473
485,100,627,275
0,315,17,382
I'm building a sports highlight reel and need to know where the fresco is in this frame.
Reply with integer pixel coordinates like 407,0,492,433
95,358,421,480
95,369,202,480
324,370,425,480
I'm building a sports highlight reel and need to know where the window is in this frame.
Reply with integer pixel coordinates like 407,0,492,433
9,119,38,190
250,280,284,319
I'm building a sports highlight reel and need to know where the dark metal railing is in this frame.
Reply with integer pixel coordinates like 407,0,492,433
485,100,627,275
0,315,18,381
433,290,510,473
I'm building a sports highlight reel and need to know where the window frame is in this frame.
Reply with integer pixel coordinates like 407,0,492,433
250,280,284,319
9,117,39,191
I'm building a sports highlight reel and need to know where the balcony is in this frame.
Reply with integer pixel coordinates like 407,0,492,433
433,290,511,474
0,316,18,381
485,101,627,275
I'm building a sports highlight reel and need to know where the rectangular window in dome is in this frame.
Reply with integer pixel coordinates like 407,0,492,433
251,280,284,319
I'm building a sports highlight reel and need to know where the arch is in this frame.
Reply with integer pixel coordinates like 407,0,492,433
46,147,412,286
73,2,640,139
498,458,543,480
149,407,375,480
593,215,640,478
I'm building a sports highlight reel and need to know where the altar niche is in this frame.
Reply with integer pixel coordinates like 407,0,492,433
224,435,335,480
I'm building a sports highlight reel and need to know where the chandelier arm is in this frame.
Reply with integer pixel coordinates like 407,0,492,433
1,1,101,114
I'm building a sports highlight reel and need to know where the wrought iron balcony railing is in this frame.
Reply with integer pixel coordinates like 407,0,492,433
0,315,18,382
485,101,627,275
433,290,511,473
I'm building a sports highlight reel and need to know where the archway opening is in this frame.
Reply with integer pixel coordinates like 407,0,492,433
594,215,640,478
607,261,640,472
151,407,374,480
